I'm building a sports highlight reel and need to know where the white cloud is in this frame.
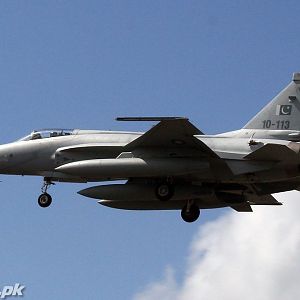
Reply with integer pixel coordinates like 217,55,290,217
133,191,300,300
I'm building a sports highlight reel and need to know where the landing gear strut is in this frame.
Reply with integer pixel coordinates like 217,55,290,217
38,179,54,208
181,200,200,223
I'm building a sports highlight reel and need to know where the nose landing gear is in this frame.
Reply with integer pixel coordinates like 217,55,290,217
38,179,54,208
38,193,52,208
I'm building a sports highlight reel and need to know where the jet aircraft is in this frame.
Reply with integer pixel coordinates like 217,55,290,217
1,73,300,222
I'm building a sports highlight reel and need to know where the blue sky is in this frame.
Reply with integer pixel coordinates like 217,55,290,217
0,1,300,299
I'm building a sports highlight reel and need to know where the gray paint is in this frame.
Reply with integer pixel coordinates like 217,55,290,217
0,73,299,221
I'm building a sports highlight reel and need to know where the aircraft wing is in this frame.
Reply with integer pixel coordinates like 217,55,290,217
124,118,218,157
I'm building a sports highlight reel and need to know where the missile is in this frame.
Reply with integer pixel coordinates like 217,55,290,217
56,158,209,179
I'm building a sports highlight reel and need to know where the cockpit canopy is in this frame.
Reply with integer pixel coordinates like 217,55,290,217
19,129,75,141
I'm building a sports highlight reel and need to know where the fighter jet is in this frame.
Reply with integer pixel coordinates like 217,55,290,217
1,73,300,222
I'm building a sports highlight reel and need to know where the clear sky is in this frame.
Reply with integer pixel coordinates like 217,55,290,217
0,1,300,299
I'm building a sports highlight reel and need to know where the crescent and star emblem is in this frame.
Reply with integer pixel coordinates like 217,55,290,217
276,104,292,115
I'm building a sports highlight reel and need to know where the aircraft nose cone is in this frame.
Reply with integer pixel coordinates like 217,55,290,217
0,142,36,173
0,148,13,169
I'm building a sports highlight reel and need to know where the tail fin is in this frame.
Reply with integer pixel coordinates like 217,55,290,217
244,73,300,131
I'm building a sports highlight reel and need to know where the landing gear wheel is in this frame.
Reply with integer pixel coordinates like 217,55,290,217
155,183,174,201
181,204,200,223
38,193,52,208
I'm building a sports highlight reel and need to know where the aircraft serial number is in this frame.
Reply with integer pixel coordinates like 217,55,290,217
262,120,290,129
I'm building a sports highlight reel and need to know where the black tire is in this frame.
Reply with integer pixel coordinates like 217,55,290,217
155,183,174,201
181,204,200,223
38,193,52,208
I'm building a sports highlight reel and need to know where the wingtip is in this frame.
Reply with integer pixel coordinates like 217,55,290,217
115,117,188,121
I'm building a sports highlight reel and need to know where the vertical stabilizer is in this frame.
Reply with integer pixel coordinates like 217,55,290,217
244,73,300,131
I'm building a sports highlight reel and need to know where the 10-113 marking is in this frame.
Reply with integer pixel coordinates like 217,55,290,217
262,120,290,129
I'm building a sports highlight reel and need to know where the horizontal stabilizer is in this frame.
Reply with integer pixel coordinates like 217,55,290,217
230,194,281,212
247,194,282,205
230,202,253,212
245,143,299,161
226,160,274,175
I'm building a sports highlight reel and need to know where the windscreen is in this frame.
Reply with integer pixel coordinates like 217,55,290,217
19,129,74,141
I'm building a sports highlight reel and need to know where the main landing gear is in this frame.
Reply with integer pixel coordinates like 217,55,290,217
38,179,54,208
155,182,200,223
181,200,200,223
